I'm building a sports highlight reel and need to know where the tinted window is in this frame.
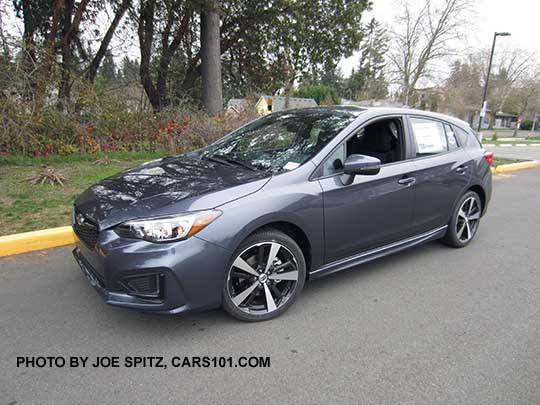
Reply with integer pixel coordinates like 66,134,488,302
454,126,481,147
203,110,360,171
454,126,469,145
410,117,448,156
444,124,459,150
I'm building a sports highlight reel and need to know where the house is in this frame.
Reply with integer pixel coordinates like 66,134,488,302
254,95,317,115
226,98,249,114
472,110,518,129
226,95,317,115
341,98,402,108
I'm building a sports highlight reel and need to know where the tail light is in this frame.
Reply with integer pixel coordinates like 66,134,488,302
484,151,493,166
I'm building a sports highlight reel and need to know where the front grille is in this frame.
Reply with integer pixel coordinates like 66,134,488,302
73,208,99,250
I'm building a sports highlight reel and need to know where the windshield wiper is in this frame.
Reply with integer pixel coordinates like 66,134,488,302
205,154,235,167
208,154,258,172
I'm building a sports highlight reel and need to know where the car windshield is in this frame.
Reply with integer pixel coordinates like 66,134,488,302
201,109,362,172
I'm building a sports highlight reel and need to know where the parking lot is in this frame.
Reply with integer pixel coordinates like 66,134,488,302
1,170,540,404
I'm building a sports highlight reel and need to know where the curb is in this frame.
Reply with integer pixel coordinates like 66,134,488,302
484,143,540,147
0,226,78,258
491,160,540,174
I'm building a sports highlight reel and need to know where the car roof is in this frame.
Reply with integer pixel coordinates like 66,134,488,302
362,106,472,130
284,105,472,131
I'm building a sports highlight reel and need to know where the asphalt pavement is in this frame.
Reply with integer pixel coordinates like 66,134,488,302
1,169,540,404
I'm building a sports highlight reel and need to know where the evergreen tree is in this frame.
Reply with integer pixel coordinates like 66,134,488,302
345,18,388,100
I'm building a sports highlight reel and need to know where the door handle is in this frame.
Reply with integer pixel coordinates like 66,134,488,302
398,177,416,186
456,166,468,174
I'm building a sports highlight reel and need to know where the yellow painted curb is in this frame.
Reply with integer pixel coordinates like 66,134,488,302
0,226,78,257
494,160,540,173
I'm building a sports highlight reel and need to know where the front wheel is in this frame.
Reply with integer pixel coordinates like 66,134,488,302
442,191,482,248
222,229,306,322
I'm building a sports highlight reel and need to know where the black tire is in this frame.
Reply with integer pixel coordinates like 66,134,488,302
442,190,482,248
222,229,306,322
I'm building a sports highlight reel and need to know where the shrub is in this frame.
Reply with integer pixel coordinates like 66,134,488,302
0,96,258,157
520,119,533,131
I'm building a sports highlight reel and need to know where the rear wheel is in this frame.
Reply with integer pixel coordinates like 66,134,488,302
222,229,306,322
442,191,482,248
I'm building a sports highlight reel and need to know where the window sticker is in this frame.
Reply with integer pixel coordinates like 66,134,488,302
411,120,447,154
283,162,300,171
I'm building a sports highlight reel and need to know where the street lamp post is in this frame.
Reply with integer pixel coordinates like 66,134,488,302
477,32,511,133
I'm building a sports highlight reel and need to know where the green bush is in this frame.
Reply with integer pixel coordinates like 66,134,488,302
520,119,533,131
294,84,340,105
0,95,258,157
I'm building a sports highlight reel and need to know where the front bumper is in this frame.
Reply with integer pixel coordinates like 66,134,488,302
72,229,232,314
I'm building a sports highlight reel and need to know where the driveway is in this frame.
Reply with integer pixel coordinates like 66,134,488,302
1,169,540,404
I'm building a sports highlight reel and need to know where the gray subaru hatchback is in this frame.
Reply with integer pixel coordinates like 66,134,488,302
73,107,492,321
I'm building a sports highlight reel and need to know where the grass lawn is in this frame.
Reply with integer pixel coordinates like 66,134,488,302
492,157,523,167
0,152,165,236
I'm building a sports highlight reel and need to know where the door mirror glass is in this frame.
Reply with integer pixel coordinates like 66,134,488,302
343,154,381,176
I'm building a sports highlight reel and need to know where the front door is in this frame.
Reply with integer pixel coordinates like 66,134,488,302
319,161,416,264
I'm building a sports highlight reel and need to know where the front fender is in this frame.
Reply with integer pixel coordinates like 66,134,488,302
195,178,325,271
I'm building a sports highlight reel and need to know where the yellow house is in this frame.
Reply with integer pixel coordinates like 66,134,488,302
254,95,317,115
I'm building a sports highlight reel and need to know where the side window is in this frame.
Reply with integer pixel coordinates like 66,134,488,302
454,126,481,147
410,117,448,156
444,124,459,150
346,118,404,165
454,126,469,145
322,144,345,176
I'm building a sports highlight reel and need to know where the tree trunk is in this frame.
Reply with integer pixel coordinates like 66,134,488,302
200,2,223,115
284,76,294,109
138,0,160,111
58,0,74,112
85,0,131,83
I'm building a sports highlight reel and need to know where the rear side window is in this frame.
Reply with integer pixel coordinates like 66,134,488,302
410,117,448,156
454,126,469,145
444,124,459,150
454,126,481,147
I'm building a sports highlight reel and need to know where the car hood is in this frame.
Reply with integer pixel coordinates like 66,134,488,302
74,154,271,229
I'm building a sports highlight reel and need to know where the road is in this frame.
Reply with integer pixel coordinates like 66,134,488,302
1,170,540,404
486,145,540,161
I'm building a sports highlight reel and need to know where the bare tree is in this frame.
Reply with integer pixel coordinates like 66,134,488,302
387,0,471,105
483,46,535,128
85,0,132,83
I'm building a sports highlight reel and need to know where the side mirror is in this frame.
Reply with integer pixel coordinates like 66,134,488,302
343,154,381,176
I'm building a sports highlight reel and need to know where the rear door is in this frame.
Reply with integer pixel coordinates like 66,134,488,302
407,115,472,234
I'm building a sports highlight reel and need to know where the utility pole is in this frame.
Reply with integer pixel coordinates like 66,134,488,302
477,32,511,132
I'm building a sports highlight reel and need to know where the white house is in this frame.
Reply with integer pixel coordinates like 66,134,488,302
227,95,318,115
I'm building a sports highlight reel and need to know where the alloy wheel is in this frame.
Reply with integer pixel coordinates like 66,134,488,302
227,242,300,315
456,196,481,243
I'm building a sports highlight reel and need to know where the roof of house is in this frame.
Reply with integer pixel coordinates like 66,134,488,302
257,95,318,110
226,98,248,110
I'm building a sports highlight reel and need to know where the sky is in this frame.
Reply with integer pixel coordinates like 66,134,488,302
339,0,540,77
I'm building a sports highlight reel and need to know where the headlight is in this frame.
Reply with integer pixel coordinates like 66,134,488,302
114,210,222,242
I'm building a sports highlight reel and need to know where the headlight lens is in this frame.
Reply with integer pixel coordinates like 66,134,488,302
115,210,222,242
